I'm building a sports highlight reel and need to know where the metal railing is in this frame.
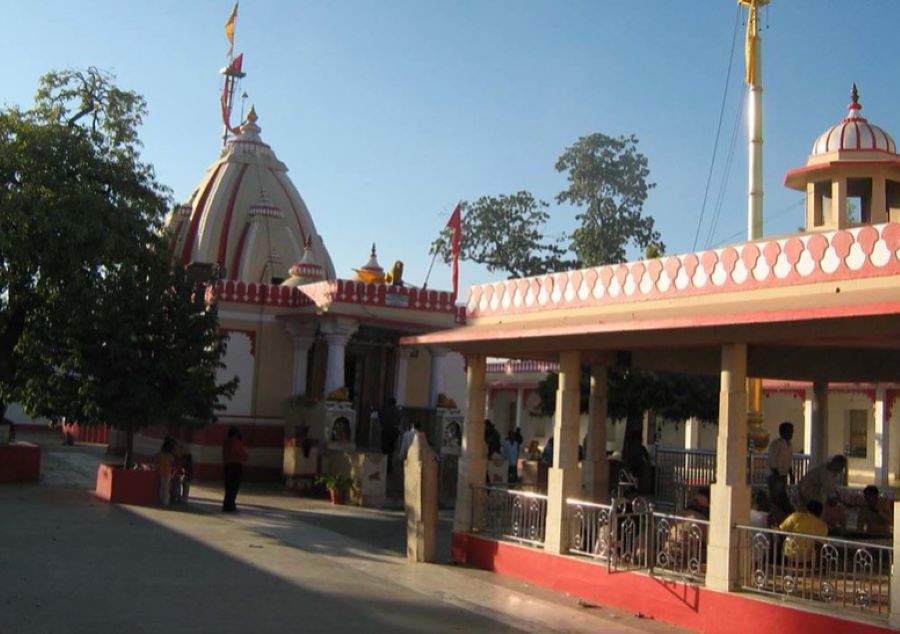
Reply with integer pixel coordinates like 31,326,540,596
655,447,812,510
738,525,892,619
567,498,709,582
472,486,548,547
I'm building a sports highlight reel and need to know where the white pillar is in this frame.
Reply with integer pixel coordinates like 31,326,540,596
582,364,609,503
544,350,582,554
284,321,317,397
514,387,525,432
428,347,449,408
393,348,413,406
321,317,358,396
706,343,751,592
684,417,700,450
453,354,487,533
802,386,814,456
875,387,891,487
810,381,829,464
891,502,900,627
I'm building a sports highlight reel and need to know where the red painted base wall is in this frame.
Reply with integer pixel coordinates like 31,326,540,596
454,533,893,634
0,443,41,483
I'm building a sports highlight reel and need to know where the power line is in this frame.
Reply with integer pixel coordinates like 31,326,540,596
704,81,745,249
692,5,742,252
710,197,805,248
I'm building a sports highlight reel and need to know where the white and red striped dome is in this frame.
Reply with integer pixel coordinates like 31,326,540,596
165,106,336,283
812,85,896,155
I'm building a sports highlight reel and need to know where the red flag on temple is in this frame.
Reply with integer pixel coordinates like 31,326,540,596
446,203,462,296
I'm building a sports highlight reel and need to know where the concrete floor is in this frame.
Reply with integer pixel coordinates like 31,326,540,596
0,430,691,634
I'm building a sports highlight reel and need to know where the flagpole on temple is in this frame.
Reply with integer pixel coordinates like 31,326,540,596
221,3,243,147
740,0,770,451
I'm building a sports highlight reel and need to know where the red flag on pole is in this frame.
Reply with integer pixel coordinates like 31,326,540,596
446,203,462,296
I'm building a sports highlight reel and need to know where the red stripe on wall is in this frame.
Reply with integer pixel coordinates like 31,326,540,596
180,164,224,264
216,164,249,266
230,224,251,279
272,172,307,246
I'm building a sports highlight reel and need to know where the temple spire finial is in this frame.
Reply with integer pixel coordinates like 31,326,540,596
849,83,861,111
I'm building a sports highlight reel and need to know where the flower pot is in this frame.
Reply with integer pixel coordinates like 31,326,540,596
95,463,159,505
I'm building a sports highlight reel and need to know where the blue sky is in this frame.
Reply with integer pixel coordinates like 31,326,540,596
4,1,900,292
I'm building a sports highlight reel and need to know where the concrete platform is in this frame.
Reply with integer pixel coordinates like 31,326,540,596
0,430,689,633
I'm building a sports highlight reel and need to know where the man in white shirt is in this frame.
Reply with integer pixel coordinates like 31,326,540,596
766,422,794,521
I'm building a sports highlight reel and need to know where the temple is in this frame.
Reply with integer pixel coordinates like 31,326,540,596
130,55,467,502
405,87,900,632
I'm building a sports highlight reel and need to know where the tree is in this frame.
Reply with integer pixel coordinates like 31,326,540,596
533,366,719,472
429,192,570,279
430,133,661,280
0,68,235,461
556,133,661,267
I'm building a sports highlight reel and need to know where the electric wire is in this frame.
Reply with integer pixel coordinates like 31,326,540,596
692,5,742,251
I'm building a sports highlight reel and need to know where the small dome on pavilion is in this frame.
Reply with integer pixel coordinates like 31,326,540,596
812,85,896,155
354,243,386,284
283,236,324,286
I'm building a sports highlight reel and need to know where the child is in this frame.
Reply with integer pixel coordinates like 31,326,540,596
174,453,193,503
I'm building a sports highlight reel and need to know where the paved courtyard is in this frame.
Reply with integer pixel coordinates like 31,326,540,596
0,431,690,634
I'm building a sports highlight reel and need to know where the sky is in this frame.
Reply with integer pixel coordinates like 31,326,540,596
4,1,900,293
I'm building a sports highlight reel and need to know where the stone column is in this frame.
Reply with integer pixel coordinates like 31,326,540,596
453,354,487,533
405,432,438,562
706,343,751,592
802,386,814,456
582,364,609,503
515,387,525,433
684,417,701,450
544,350,582,555
874,387,891,487
891,502,900,627
393,348,414,406
810,381,829,463
428,347,449,408
284,321,317,397
321,317,358,396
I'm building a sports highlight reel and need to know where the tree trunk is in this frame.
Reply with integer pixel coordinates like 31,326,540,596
124,428,134,469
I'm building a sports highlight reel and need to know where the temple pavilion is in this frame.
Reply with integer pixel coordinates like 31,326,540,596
404,87,900,633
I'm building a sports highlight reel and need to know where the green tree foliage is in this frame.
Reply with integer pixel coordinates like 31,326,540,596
556,133,661,267
430,192,570,279
430,133,661,279
0,68,236,454
533,368,718,424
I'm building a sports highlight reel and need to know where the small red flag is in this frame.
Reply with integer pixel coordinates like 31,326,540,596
446,203,462,296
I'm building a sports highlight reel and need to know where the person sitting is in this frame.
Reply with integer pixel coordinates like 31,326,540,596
858,485,891,536
779,500,828,564
750,488,771,528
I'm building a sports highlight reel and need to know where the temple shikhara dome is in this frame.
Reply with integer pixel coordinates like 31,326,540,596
165,106,336,283
811,85,896,155
785,85,900,231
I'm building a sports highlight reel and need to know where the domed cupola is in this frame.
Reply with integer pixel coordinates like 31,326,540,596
811,85,896,156
166,104,336,284
785,85,900,231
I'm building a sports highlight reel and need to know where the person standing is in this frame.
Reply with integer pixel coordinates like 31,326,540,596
222,426,248,513
501,430,520,482
766,422,794,521
156,437,176,506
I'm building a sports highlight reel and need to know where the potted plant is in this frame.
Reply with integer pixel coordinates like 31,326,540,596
315,473,356,504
